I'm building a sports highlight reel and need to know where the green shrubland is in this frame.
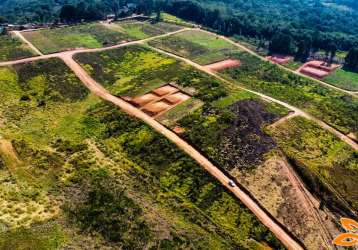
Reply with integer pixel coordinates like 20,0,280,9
0,58,283,249
0,34,35,62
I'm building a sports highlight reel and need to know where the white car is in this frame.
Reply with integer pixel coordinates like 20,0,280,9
228,180,236,187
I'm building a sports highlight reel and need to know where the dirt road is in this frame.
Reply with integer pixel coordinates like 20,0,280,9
0,28,191,67
61,54,304,250
1,25,356,249
12,30,44,56
149,46,358,151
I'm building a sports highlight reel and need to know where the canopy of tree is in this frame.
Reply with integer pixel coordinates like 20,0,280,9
345,47,358,72
0,0,149,24
161,0,358,52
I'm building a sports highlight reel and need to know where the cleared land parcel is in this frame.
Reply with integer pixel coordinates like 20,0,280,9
149,30,238,65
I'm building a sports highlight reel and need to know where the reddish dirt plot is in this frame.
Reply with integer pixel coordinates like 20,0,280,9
124,84,192,118
204,59,241,72
267,54,292,65
164,92,190,104
173,126,185,134
131,93,160,107
152,85,178,96
142,101,171,116
298,60,340,79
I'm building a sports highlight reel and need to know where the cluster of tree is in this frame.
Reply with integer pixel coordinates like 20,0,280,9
0,0,152,24
345,47,358,72
161,0,358,54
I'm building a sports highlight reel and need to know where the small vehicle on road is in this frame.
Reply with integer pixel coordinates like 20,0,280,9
228,180,236,187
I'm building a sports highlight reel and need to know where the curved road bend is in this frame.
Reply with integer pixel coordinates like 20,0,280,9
60,54,304,250
149,46,358,151
0,28,192,67
197,29,358,97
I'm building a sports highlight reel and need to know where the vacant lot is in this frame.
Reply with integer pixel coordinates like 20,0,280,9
267,116,358,215
21,23,128,54
220,51,358,137
0,58,282,249
149,30,238,65
108,20,182,40
0,34,36,62
324,68,358,91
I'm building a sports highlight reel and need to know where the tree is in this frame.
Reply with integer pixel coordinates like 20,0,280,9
0,16,7,24
269,32,295,55
344,47,358,72
328,42,337,64
59,5,77,23
295,38,312,62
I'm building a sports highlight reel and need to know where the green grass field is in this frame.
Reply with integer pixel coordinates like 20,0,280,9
324,68,358,91
109,20,182,40
0,34,36,62
21,23,128,54
149,30,238,65
267,116,358,214
158,12,196,27
0,58,282,249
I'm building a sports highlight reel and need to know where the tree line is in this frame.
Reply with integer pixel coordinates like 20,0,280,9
160,0,358,71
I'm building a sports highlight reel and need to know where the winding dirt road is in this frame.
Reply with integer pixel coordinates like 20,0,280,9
1,25,357,249
60,54,304,250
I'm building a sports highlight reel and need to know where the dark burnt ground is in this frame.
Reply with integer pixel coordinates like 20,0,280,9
218,100,279,171
179,99,281,172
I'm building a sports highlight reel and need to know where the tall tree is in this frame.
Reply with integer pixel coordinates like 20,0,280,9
59,5,77,23
328,42,337,64
295,38,312,62
344,47,358,72
269,33,295,55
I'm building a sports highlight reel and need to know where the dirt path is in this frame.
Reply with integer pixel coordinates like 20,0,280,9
197,29,358,97
12,30,44,56
0,138,22,166
149,46,358,151
0,28,191,67
280,156,335,249
60,54,304,250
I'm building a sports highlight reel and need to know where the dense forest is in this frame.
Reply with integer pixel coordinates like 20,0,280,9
1,0,358,58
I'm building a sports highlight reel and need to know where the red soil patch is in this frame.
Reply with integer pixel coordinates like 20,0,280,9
123,84,192,117
152,85,178,96
173,126,185,134
142,101,171,115
298,60,340,79
267,54,292,65
164,92,190,104
204,59,241,72
130,93,160,107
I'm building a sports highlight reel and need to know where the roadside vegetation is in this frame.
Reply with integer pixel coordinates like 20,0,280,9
109,20,182,40
324,68,358,91
21,23,128,54
220,51,358,137
149,30,238,65
0,34,36,62
267,116,358,216
0,58,283,249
